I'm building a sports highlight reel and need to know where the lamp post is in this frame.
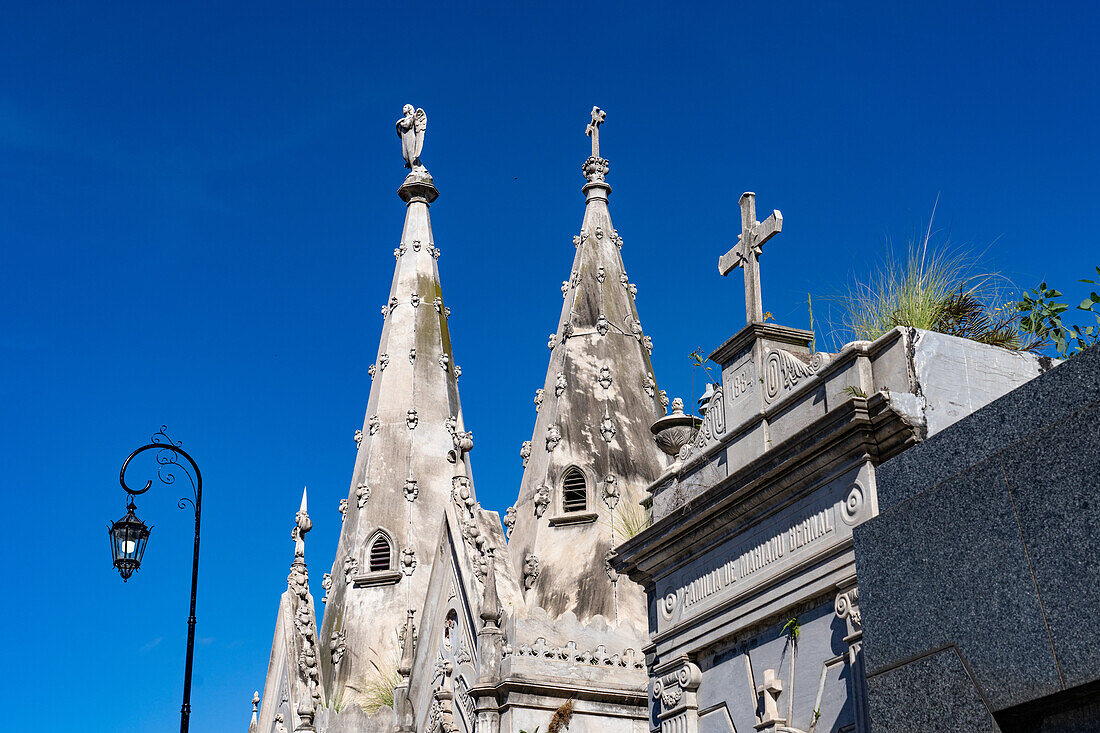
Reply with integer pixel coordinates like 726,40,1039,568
109,426,203,733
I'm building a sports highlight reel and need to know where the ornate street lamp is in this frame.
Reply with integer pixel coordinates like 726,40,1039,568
108,499,151,580
111,426,203,733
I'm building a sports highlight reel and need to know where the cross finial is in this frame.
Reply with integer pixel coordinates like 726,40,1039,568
586,106,607,158
718,192,783,325
756,668,786,727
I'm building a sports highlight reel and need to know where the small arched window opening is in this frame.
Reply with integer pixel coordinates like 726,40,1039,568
369,535,391,572
562,467,588,512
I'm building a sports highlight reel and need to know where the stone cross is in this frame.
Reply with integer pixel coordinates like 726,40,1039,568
718,192,783,324
586,106,607,159
756,667,785,727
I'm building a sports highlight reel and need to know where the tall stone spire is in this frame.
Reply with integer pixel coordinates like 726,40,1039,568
506,107,667,624
319,105,479,702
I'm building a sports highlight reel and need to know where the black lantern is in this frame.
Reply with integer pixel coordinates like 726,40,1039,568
109,500,151,581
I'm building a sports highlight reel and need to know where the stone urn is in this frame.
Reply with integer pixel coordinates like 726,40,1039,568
650,398,703,457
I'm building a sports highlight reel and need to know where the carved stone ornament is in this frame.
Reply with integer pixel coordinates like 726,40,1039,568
596,266,605,283
369,414,380,435
409,348,416,363
651,660,702,715
534,389,544,411
439,352,450,370
762,348,833,404
604,551,619,582
410,293,421,308
522,553,542,590
394,244,406,259
356,482,371,508
412,239,421,252
659,390,669,409
406,409,419,429
520,440,532,467
620,273,629,288
561,281,570,298
378,353,389,372
368,364,377,379
835,586,862,628
503,506,517,537
452,476,475,514
533,485,551,518
354,429,364,445
321,573,332,591
611,229,623,249
602,474,621,510
434,296,443,312
628,283,637,298
401,548,418,576
330,630,347,667
338,498,348,518
600,416,617,442
596,314,610,336
429,245,440,259
545,424,562,451
555,371,567,397
548,333,558,350
573,233,583,248
343,555,358,584
594,225,605,239
841,482,866,525
643,335,653,353
404,479,419,502
583,156,609,182
643,373,656,397
453,365,462,379
598,366,613,390
562,322,574,339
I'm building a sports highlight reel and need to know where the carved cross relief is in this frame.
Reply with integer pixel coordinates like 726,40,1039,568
757,667,786,728
718,192,783,325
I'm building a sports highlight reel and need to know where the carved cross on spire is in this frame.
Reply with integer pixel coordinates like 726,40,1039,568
718,192,783,325
586,106,606,158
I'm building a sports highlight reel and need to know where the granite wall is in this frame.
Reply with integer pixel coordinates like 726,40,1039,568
853,345,1100,732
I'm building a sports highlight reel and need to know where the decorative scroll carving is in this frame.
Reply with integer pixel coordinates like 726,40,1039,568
652,658,702,733
841,482,866,525
835,586,861,629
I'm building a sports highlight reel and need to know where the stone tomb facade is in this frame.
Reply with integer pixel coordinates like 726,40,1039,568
615,314,1049,733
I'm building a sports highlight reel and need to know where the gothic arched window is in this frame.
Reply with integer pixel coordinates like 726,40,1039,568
562,467,588,512
369,535,392,572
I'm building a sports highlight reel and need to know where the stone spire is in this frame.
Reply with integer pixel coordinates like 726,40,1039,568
506,108,667,624
248,691,259,733
319,105,479,702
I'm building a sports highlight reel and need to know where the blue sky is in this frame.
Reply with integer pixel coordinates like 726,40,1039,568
3,2,1098,730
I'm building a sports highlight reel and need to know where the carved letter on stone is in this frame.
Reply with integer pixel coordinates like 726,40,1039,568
522,553,542,590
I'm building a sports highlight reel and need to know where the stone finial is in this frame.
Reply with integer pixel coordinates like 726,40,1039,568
249,691,259,733
583,106,610,182
479,547,502,627
292,487,311,561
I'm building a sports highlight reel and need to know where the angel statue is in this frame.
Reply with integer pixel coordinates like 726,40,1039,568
397,104,428,172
